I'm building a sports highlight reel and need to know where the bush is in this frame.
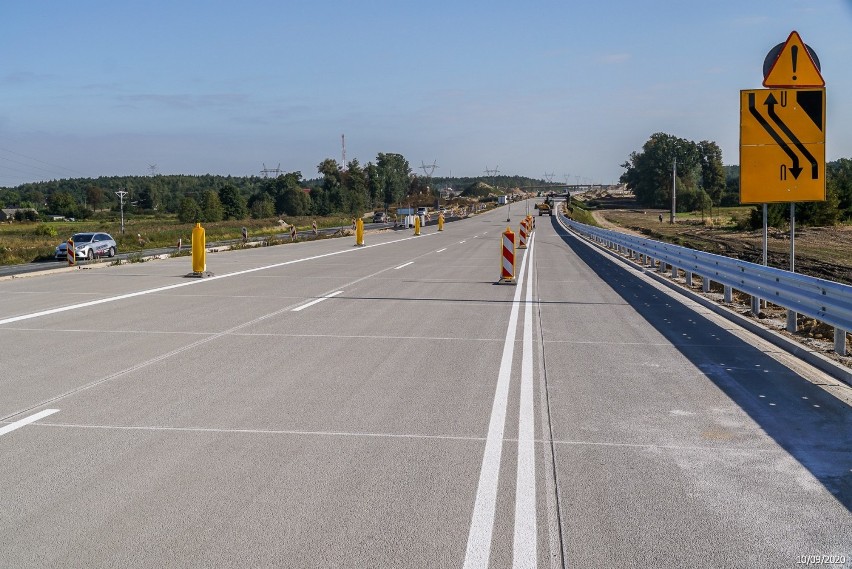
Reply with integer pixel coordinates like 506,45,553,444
33,224,58,237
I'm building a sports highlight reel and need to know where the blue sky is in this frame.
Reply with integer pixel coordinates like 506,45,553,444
2,0,851,188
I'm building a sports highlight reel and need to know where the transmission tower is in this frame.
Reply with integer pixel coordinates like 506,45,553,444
148,163,158,177
484,165,500,189
341,134,346,169
420,161,439,208
261,163,282,178
544,172,554,184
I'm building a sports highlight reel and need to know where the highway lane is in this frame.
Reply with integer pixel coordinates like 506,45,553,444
536,214,851,567
0,207,540,567
1,201,850,568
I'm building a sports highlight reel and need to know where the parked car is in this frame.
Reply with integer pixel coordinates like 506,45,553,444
416,207,428,216
373,211,387,223
55,232,117,261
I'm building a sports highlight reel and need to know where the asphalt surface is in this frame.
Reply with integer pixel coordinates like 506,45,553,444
1,201,849,568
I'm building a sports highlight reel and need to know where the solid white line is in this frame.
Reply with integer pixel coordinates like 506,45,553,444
291,290,343,312
394,261,414,270
514,233,537,568
0,233,432,326
463,245,531,569
436,248,447,253
0,409,59,437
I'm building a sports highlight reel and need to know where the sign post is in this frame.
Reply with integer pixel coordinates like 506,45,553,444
740,30,825,324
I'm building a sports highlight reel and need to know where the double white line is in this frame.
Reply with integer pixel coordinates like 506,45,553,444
464,233,537,569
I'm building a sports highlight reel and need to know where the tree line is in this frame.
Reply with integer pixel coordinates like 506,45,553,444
620,132,852,227
0,152,549,223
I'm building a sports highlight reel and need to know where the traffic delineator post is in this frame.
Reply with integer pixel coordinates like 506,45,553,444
355,218,365,246
414,215,421,236
498,226,516,284
66,238,75,266
518,219,528,250
186,222,213,277
290,225,297,241
438,213,444,231
312,220,318,235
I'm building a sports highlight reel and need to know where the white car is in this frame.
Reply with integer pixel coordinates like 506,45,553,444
55,232,117,261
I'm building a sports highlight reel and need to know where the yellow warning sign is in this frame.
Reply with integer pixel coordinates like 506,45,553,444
763,31,824,88
740,88,825,203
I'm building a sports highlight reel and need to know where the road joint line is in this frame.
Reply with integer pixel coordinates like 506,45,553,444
0,409,59,437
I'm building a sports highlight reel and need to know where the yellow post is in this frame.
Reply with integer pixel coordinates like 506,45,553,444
192,222,206,273
414,214,421,235
356,218,365,246
438,213,444,231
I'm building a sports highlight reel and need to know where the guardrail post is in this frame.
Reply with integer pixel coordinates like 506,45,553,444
659,260,666,274
686,271,693,286
835,329,848,356
671,265,678,278
787,310,797,333
724,285,732,303
750,296,761,315
702,277,710,293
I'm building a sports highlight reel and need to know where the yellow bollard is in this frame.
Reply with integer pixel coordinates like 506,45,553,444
438,213,444,231
356,218,365,246
191,222,206,274
414,214,421,236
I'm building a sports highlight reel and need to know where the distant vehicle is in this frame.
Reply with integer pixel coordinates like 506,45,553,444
55,232,117,261
373,212,387,223
535,198,553,216
416,207,428,216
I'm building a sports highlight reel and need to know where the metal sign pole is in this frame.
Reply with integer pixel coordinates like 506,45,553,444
790,203,796,272
762,203,768,266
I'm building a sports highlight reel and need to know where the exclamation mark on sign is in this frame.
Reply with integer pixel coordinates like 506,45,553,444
791,45,799,81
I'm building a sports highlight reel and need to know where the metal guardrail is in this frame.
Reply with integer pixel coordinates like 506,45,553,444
559,212,852,355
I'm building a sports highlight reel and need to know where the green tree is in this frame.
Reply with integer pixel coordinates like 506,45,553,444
137,180,160,210
376,153,411,206
47,191,78,217
248,193,275,219
365,162,381,208
178,196,201,223
343,159,368,215
219,184,248,220
260,172,305,216
278,187,311,216
697,140,726,212
797,181,840,226
86,186,105,211
199,190,223,222
827,158,852,217
620,133,701,209
318,158,343,212
0,190,21,207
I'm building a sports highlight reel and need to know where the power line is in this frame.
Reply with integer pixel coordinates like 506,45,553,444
0,146,85,178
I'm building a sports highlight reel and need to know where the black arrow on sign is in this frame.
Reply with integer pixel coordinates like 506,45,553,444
764,93,819,180
748,92,801,178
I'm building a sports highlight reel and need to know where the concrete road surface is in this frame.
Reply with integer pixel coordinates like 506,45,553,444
1,201,849,568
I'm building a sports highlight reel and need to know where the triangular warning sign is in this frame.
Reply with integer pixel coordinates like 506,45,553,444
763,31,824,88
